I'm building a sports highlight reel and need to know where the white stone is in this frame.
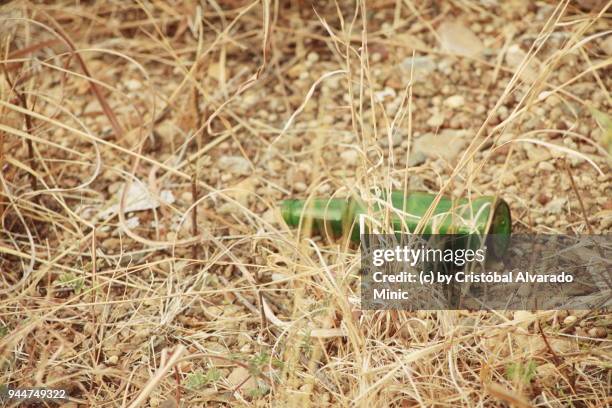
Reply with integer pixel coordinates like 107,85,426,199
374,87,396,102
444,95,465,109
545,197,566,214
399,56,436,81
125,79,141,91
218,156,251,175
340,150,360,165
537,161,555,172
426,111,445,128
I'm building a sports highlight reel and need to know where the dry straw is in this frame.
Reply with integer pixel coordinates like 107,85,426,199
0,0,610,406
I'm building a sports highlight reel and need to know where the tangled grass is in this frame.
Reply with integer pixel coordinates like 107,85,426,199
0,1,610,406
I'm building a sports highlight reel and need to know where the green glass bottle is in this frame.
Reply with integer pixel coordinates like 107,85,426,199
281,191,511,257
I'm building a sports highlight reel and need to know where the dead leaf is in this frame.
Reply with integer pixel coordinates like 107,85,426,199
438,21,484,57
228,366,256,390
98,182,175,219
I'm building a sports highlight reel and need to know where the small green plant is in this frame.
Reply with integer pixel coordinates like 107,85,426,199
247,385,269,398
0,384,8,403
0,325,8,338
55,273,85,294
300,332,312,357
248,352,270,376
506,360,537,384
589,106,612,155
185,368,221,390
271,357,284,369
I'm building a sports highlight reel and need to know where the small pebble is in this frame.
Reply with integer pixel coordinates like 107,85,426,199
125,79,141,91
340,150,360,165
538,161,555,172
218,156,251,176
563,315,577,326
427,112,445,128
537,193,550,205
588,327,607,338
294,182,307,192
444,95,465,109
307,52,319,63
218,202,241,215
180,191,193,202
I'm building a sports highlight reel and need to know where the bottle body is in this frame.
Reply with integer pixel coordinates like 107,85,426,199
281,191,511,256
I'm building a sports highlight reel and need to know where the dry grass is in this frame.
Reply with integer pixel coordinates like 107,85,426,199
0,0,611,407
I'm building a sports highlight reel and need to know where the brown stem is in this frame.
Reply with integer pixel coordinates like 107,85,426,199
537,320,577,396
2,66,38,196
564,160,593,235
44,18,124,138
191,172,199,264
174,364,182,405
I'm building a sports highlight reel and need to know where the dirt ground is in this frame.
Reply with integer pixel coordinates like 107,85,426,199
0,0,611,407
